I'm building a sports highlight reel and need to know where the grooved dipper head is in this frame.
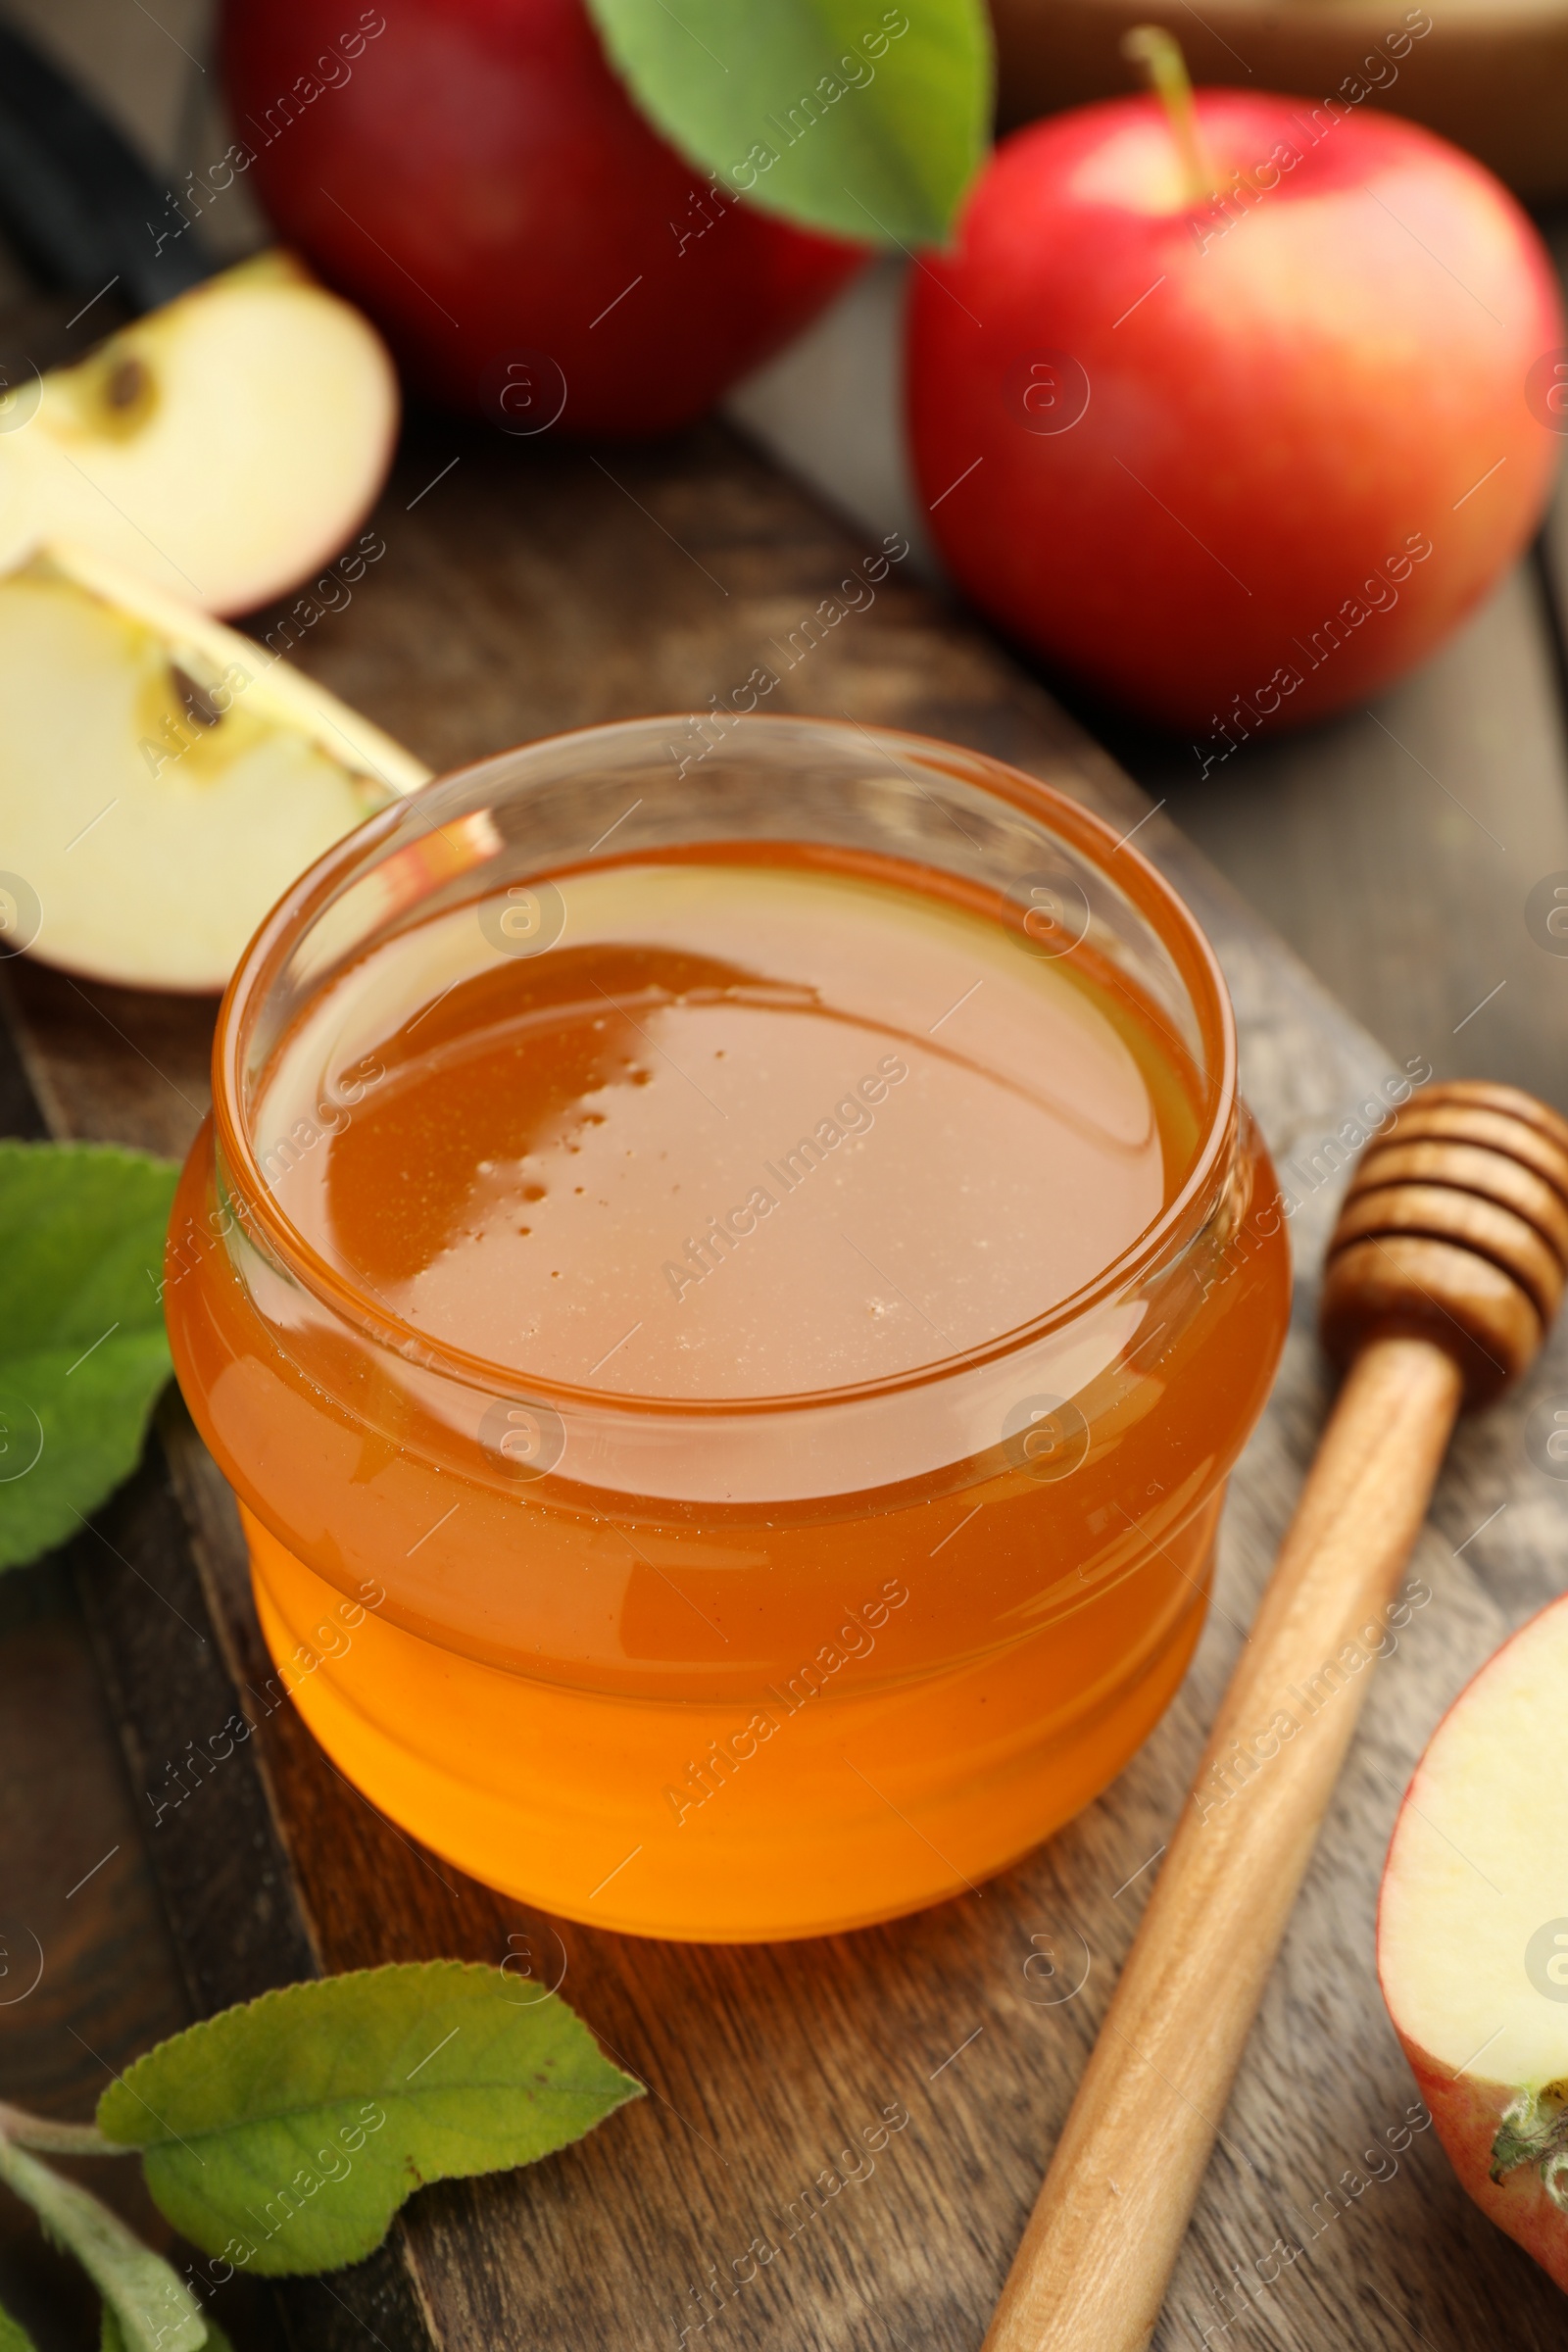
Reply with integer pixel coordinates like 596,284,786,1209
1319,1081,1568,1406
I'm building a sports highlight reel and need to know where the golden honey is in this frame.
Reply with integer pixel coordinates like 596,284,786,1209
167,719,1289,1939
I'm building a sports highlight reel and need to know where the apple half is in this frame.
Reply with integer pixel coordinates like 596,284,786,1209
1379,1592,1568,2291
0,252,399,615
0,543,428,991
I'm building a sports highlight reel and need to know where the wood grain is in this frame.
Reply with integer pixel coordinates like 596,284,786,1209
986,1334,1465,2352
7,413,1568,2352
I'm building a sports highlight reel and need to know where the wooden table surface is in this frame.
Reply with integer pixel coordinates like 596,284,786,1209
5,9,1568,2352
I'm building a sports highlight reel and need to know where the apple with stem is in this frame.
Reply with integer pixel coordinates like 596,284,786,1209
1380,1589,1568,2291
906,26,1565,740
221,0,866,438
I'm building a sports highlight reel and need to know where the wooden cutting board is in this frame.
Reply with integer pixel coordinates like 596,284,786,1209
4,409,1566,2352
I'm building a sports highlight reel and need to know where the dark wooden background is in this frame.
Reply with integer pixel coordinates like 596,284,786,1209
5,7,1568,2352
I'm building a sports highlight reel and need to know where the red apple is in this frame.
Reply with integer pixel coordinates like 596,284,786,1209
221,0,865,438
1379,1591,1568,2293
906,90,1565,738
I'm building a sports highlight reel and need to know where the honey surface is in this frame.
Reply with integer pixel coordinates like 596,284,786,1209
259,850,1187,1396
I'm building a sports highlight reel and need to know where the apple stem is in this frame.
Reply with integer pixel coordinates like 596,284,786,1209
0,2100,124,2158
1492,2084,1568,2209
1121,24,1216,207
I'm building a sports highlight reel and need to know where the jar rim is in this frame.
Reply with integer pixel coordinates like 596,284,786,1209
211,713,1239,1420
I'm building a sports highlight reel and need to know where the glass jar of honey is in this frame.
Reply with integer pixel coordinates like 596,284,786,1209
166,716,1290,1941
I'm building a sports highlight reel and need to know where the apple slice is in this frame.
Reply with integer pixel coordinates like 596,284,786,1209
0,542,429,992
0,251,398,615
1379,1592,1568,2292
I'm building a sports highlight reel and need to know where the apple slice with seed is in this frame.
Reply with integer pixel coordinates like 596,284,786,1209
0,542,428,991
0,251,399,614
1379,1591,1568,2292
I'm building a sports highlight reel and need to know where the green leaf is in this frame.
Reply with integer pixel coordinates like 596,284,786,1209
97,1963,643,2277
0,1142,178,1571
0,2292,38,2352
0,2137,203,2352
102,2307,234,2352
584,0,991,247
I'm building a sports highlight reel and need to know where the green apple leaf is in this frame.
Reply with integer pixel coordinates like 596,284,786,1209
0,2138,204,2352
584,0,992,247
96,1963,643,2277
102,2308,234,2352
0,2295,37,2352
0,1142,178,1571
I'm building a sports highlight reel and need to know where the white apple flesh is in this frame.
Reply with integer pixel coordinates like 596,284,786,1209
0,543,428,991
0,252,399,615
1379,1591,1568,2291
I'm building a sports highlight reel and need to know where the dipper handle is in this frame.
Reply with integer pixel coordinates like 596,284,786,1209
983,1082,1568,2352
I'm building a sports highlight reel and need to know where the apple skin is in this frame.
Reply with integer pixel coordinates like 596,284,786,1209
1378,1588,1568,2295
906,94,1565,734
221,0,865,437
1389,2033,1568,2293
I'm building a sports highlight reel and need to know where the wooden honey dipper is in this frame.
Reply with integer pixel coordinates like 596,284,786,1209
984,1079,1568,2352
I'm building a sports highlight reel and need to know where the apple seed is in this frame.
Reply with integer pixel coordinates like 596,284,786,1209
104,355,147,412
